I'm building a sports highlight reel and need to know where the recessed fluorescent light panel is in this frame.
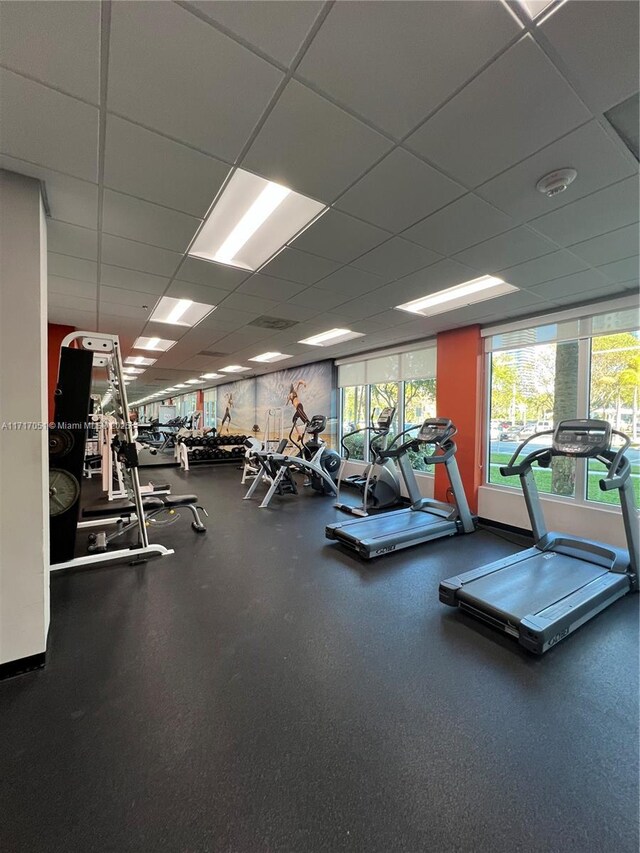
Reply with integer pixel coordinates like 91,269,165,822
133,336,176,352
299,329,365,347
396,275,519,317
220,365,251,373
125,356,156,366
122,366,144,375
188,168,327,271
174,383,189,388
249,352,292,363
149,296,215,327
185,379,203,385
200,373,222,380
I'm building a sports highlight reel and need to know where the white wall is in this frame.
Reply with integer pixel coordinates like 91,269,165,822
0,170,49,666
478,485,629,549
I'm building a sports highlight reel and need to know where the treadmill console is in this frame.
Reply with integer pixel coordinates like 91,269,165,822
376,407,396,431
552,419,611,457
417,418,453,444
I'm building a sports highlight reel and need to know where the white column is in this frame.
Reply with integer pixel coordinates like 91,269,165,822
0,169,49,669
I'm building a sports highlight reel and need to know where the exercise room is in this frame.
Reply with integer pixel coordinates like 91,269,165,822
0,1,638,851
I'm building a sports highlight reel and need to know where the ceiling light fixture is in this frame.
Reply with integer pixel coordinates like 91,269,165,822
133,336,176,352
125,356,156,366
249,352,293,363
220,365,251,373
299,328,365,347
149,296,215,327
188,168,327,271
396,275,518,317
122,366,145,375
185,378,203,384
200,373,222,380
174,383,189,388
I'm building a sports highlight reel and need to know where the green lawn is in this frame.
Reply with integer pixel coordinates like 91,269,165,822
488,452,640,507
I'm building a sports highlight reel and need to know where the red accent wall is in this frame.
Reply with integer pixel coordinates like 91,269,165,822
435,325,483,513
47,323,75,421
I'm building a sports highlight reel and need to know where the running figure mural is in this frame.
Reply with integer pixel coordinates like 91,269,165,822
287,380,309,441
220,393,233,433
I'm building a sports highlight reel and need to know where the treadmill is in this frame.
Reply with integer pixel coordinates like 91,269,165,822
440,419,639,654
325,418,476,559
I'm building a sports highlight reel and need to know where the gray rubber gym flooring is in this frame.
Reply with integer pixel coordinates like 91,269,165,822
1,465,638,852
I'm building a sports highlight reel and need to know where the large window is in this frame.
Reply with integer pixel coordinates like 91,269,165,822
203,389,216,430
404,379,437,471
486,305,639,510
341,385,367,460
589,329,640,507
338,345,436,470
489,336,578,496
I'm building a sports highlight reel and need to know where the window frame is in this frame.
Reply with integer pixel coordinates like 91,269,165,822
483,306,639,513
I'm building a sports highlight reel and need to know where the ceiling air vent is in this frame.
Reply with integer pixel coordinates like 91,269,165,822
605,92,639,161
249,316,299,330
198,350,226,358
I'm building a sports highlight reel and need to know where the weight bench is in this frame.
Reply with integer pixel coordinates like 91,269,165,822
81,494,208,552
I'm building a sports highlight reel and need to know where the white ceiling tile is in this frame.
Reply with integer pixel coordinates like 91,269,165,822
0,155,99,228
99,266,169,297
402,193,514,255
291,208,391,264
102,189,201,253
597,255,639,284
237,273,306,301
188,1,323,66
325,291,394,320
268,302,318,322
167,280,231,306
453,226,557,272
528,268,610,300
498,251,589,287
48,253,97,283
101,234,182,277
528,177,639,246
48,306,97,328
100,286,155,311
384,258,482,303
366,309,418,328
108,1,283,160
0,1,101,103
0,69,99,182
313,266,385,297
351,237,441,281
197,306,259,331
49,292,96,313
476,121,637,222
178,256,248,290
569,224,639,268
243,80,392,202
550,285,632,308
406,36,591,187
287,288,350,310
296,1,520,137
220,292,280,314
335,148,465,232
103,116,230,218
47,220,97,260
540,0,639,111
49,275,97,299
260,247,341,284
99,300,151,322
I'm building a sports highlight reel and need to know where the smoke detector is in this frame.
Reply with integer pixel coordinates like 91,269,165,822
536,168,577,198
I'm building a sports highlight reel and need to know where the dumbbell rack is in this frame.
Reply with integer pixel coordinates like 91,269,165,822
176,433,247,472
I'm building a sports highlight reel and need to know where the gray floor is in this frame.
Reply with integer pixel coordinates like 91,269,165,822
1,465,638,853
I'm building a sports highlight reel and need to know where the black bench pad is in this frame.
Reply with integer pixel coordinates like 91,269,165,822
82,497,165,519
163,494,198,507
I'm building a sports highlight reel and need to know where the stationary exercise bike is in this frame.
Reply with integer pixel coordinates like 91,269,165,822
335,407,403,516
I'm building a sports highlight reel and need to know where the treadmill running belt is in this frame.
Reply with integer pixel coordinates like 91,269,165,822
334,509,446,537
458,552,608,621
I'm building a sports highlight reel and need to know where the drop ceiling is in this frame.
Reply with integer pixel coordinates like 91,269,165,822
0,0,637,402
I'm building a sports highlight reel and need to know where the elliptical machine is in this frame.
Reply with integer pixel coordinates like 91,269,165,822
335,407,403,516
291,414,341,494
